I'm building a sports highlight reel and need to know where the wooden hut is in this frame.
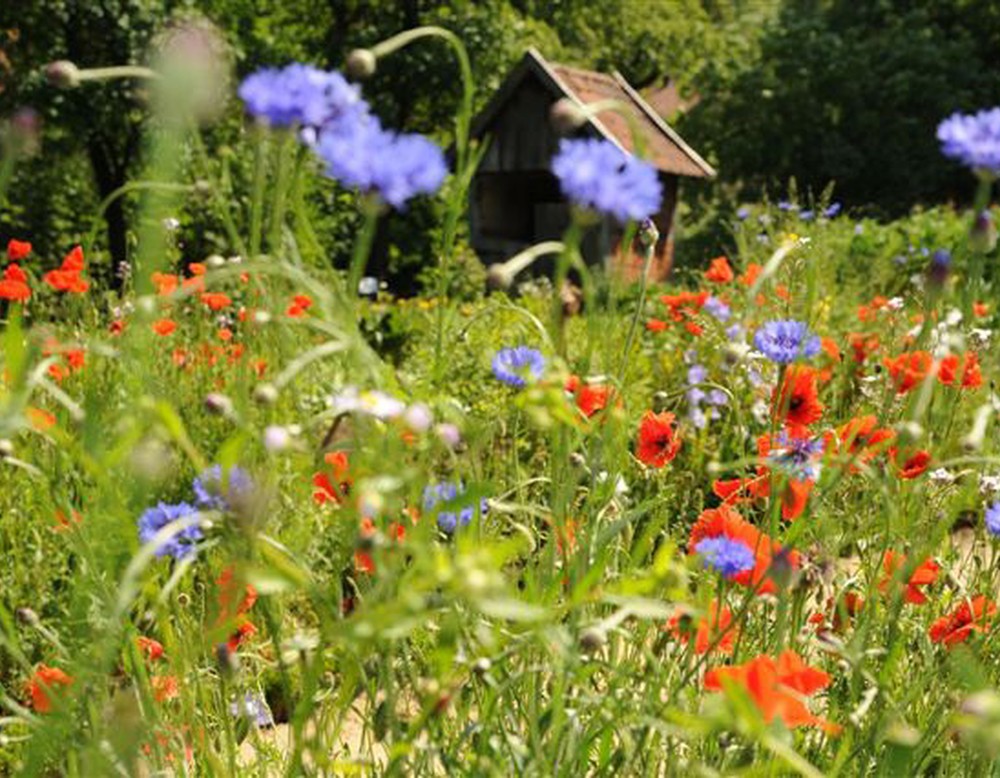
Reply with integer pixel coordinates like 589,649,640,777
469,48,715,281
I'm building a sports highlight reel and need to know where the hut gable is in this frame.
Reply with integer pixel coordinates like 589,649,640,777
468,49,714,277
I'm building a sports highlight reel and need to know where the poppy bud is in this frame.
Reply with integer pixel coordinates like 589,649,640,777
16,607,39,626
579,626,606,654
971,210,997,254
651,391,670,413
45,60,81,89
215,642,240,677
472,657,492,676
345,49,377,80
637,218,660,250
204,392,233,417
206,254,226,269
0,439,13,459
549,98,587,135
253,383,278,405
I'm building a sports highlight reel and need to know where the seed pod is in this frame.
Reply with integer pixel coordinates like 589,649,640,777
45,60,81,89
253,383,279,405
345,49,377,80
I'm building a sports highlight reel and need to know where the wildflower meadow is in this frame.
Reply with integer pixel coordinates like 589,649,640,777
4,5,1000,776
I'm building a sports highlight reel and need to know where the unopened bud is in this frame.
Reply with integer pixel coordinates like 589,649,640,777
472,657,492,675
0,439,13,459
215,642,240,677
45,60,81,89
253,383,278,405
206,254,226,269
894,421,924,446
487,263,514,291
345,49,377,80
651,391,670,413
549,98,587,135
579,626,606,654
971,210,997,254
15,607,39,626
204,392,233,416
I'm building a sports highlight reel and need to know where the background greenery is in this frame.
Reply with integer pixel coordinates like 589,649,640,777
1,0,998,286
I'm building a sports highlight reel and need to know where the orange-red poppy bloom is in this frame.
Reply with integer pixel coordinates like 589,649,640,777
313,451,352,505
774,365,824,427
646,318,668,332
705,256,734,284
738,262,762,287
153,319,177,337
43,246,89,293
883,351,934,394
28,664,74,713
200,291,232,311
832,415,894,467
7,239,31,261
152,272,179,296
27,407,56,430
893,448,931,479
879,551,940,605
939,352,982,389
226,620,258,652
287,294,313,318
929,595,996,647
667,602,737,654
137,636,165,662
688,505,799,594
974,302,989,318
704,650,838,732
636,410,681,468
565,375,615,419
152,675,180,702
0,263,31,301
847,332,880,364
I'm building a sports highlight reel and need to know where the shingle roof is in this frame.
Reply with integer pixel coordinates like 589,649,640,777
471,48,715,179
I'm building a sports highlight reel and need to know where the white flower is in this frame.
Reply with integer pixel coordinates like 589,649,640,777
929,468,956,485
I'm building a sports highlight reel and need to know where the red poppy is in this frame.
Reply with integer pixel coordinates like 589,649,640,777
109,319,126,336
43,246,89,293
646,318,668,332
287,294,313,318
929,595,996,646
53,508,82,532
152,675,180,702
226,620,257,652
883,351,934,394
667,601,736,654
188,262,206,276
7,239,31,261
152,272,179,296
217,567,258,619
688,505,799,595
565,375,615,419
879,551,940,605
974,302,989,318
774,365,824,427
65,349,85,370
137,636,165,662
893,448,930,479
704,256,734,284
832,415,894,468
27,407,56,430
704,650,838,733
636,410,681,468
200,292,232,311
939,353,982,389
848,332,880,364
28,664,73,713
313,451,351,505
153,319,177,337
738,262,762,287
0,263,31,301
858,296,891,323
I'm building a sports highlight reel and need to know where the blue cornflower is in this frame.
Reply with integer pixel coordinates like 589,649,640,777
725,323,744,341
551,138,662,223
694,536,755,578
423,482,488,534
823,202,842,218
753,320,821,364
736,206,750,220
706,389,729,407
230,692,274,728
687,364,707,385
314,120,447,208
138,502,202,560
193,465,254,512
937,107,1000,176
799,209,815,221
703,295,731,322
931,249,952,270
778,200,797,212
491,346,546,388
767,432,825,481
239,65,367,129
986,501,1000,537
